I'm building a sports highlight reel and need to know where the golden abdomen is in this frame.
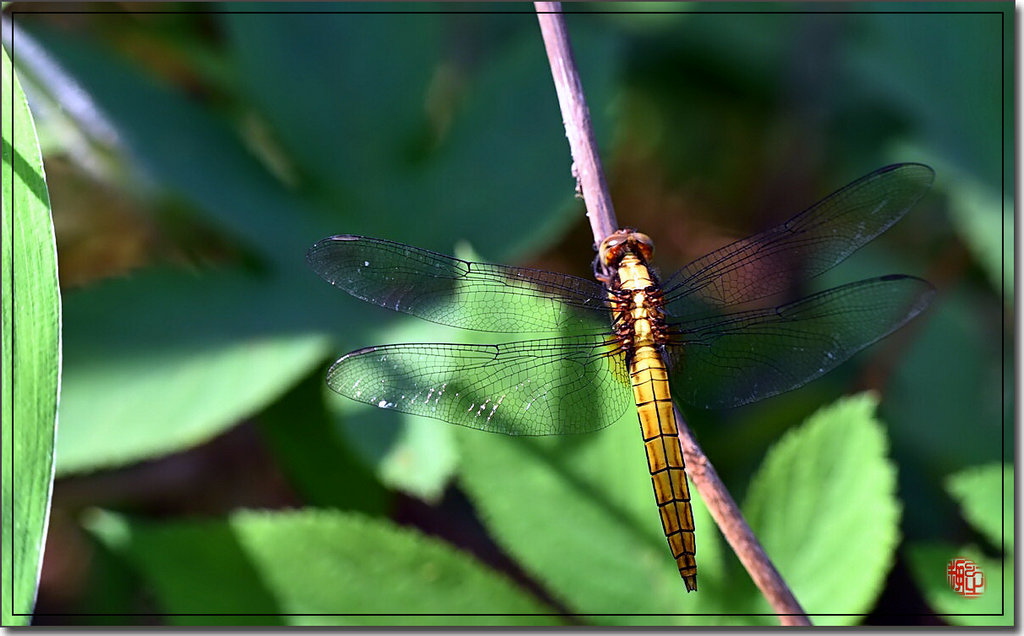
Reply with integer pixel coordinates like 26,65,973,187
613,253,698,592
630,344,697,591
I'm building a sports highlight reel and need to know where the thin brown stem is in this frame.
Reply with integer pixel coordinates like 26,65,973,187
535,2,811,626
535,1,618,243
674,408,810,625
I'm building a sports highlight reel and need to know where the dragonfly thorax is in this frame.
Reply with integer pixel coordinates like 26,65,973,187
610,252,668,352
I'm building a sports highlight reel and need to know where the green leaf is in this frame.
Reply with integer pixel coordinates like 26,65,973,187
221,10,445,211
891,147,1011,302
853,12,1004,189
15,15,620,478
458,415,734,625
18,22,325,272
742,393,900,625
905,462,1012,626
87,508,561,626
946,463,1012,554
1,48,60,626
906,542,1012,627
882,281,1004,537
56,270,332,474
257,369,390,513
326,316,463,503
221,11,621,262
947,180,1013,302
10,22,345,474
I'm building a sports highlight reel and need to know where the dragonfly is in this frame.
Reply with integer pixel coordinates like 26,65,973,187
307,163,935,593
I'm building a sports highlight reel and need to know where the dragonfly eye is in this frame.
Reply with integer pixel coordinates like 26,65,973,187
599,232,629,267
631,232,655,262
600,230,655,266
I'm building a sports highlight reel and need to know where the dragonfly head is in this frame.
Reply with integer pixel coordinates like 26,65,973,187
599,229,655,267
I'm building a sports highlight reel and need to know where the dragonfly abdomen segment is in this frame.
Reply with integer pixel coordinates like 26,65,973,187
602,237,699,593
630,345,698,592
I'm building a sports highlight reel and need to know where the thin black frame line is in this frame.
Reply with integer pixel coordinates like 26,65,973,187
8,12,15,621
26,611,1014,617
4,3,1011,618
998,6,1006,621
6,9,1008,15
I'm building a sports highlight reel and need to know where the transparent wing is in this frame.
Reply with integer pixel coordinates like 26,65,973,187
661,163,935,319
327,333,632,435
308,235,610,333
666,275,935,409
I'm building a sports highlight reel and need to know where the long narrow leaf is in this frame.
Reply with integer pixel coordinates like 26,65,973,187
2,48,61,626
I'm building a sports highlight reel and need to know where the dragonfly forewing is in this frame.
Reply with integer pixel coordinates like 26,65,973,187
308,235,611,334
326,334,633,435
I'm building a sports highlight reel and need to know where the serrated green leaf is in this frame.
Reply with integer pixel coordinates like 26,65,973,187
946,463,1012,554
457,416,734,626
742,393,900,625
87,508,561,626
906,542,1012,627
2,48,60,627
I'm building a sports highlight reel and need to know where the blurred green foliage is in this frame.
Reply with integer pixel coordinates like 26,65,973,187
3,1,1010,627
86,508,563,625
906,463,1013,626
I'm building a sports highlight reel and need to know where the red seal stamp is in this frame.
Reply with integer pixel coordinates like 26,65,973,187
947,558,985,598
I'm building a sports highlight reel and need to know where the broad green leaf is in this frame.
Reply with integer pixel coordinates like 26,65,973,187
10,21,345,473
892,148,1012,301
376,414,458,502
257,370,389,513
15,14,619,478
853,12,1004,190
326,316,463,503
457,415,733,626
883,282,1004,538
221,10,621,262
87,508,561,626
946,463,1012,554
1,48,60,626
416,21,620,261
221,10,444,213
16,22,325,273
947,181,1013,302
57,270,331,474
906,543,1012,627
742,393,900,625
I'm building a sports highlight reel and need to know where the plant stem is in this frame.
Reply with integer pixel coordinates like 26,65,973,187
674,409,812,625
535,2,812,626
534,2,618,243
